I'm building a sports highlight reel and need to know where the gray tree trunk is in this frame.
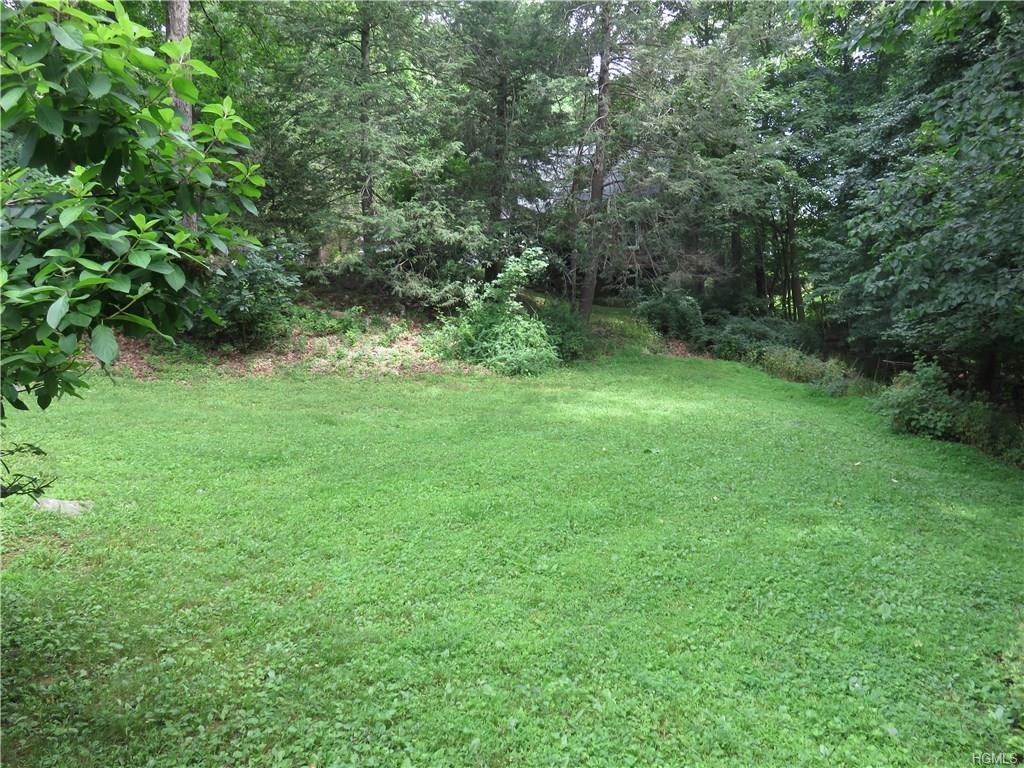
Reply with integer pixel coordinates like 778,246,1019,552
359,16,376,264
166,0,191,132
166,0,195,231
580,5,611,322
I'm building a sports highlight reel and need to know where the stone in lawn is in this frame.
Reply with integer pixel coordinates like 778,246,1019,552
33,498,94,517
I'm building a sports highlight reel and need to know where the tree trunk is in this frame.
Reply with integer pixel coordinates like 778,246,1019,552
786,207,804,321
772,222,786,317
580,4,611,322
977,348,1001,397
166,0,192,132
359,16,376,265
729,226,742,273
754,224,767,299
484,73,511,283
566,91,590,307
166,0,195,231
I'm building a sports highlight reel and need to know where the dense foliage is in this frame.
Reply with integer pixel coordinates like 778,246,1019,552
164,0,1021,401
196,251,300,348
3,0,1022,444
436,248,560,375
0,0,259,414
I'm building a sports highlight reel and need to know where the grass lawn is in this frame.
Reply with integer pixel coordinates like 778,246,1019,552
2,351,1022,767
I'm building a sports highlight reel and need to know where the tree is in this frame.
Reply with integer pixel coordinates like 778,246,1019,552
166,0,192,131
0,0,261,493
579,1,611,321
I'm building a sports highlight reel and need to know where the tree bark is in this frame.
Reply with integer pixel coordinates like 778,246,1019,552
483,73,511,283
580,4,611,322
754,224,767,299
166,0,192,132
786,207,804,321
565,90,591,307
359,16,376,265
166,0,196,231
977,348,1001,397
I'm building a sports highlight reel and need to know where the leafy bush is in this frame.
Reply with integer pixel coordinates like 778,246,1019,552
290,305,365,337
636,291,704,342
436,248,560,375
755,345,829,383
957,399,1024,462
382,319,410,346
699,315,824,360
444,305,559,375
875,360,964,439
746,345,860,396
700,316,777,360
197,253,300,348
875,360,1024,466
536,301,590,360
0,2,260,413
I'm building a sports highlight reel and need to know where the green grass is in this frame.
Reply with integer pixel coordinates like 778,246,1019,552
3,352,1022,767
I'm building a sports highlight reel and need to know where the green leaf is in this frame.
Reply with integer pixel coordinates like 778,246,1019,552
240,196,258,215
193,166,213,186
46,294,69,329
90,324,118,365
100,150,122,187
109,273,132,293
159,39,189,60
78,299,102,317
1,86,26,112
59,205,84,228
208,234,228,255
164,263,186,291
35,100,64,137
49,23,86,52
129,47,163,73
102,49,125,75
58,333,78,355
19,43,50,65
87,72,111,99
175,184,193,213
128,251,152,268
117,313,172,341
18,130,38,165
74,257,109,272
89,230,130,257
187,59,219,78
75,275,112,289
171,77,198,104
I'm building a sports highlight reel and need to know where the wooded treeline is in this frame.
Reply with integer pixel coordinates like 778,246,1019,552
141,0,1020,398
3,0,1022,403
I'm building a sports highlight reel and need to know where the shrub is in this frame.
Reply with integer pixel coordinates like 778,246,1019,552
536,301,590,360
755,345,829,383
446,306,559,375
875,360,964,439
956,398,1024,464
382,319,410,346
0,3,260,414
198,252,301,348
437,248,560,375
875,360,1024,466
636,291,704,342
290,305,365,337
698,315,824,360
699,316,778,360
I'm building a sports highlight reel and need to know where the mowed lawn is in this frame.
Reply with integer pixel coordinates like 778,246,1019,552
2,353,1022,767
